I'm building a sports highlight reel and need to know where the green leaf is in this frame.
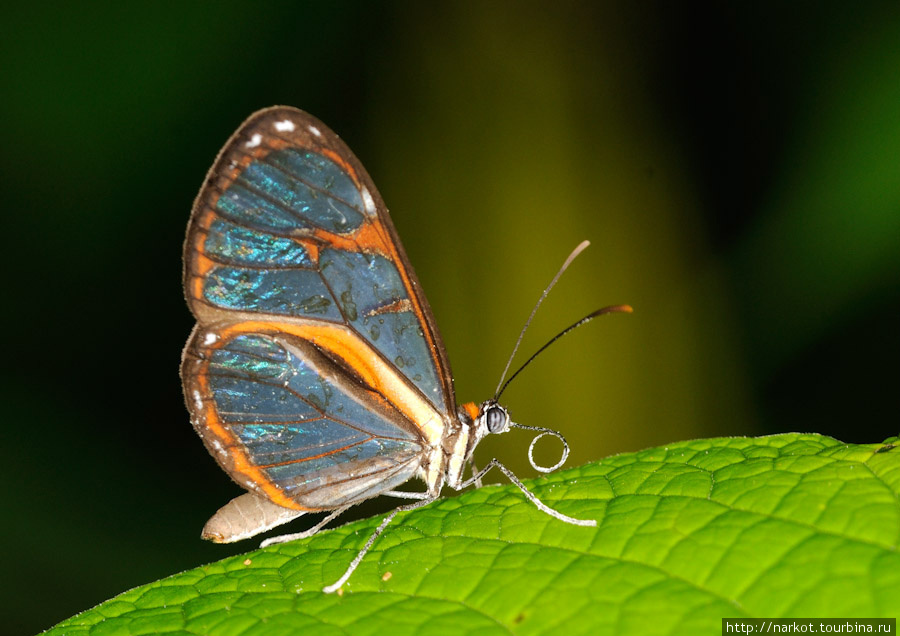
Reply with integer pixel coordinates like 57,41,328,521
46,434,900,635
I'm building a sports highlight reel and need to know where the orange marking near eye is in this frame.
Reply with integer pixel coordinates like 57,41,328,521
462,402,479,421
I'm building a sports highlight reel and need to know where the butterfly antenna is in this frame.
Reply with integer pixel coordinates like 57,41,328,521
495,304,632,400
494,240,592,398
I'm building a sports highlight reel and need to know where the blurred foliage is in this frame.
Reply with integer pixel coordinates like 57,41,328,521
1,2,897,633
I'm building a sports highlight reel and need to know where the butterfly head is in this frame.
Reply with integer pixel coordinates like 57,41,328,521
456,399,571,478
457,400,512,450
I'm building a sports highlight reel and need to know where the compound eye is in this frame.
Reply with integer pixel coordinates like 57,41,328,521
485,405,508,434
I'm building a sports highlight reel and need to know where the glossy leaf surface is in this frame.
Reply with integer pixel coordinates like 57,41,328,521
46,434,900,635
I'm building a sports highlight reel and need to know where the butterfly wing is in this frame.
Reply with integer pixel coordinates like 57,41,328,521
182,107,454,511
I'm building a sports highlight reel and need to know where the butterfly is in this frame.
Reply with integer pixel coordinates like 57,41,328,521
181,106,630,592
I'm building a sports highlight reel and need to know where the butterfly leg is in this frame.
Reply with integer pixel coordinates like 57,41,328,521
260,505,351,548
381,490,432,500
454,459,596,527
323,495,438,594
468,459,484,489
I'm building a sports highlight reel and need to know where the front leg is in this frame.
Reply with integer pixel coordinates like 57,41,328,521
323,495,438,593
454,459,596,527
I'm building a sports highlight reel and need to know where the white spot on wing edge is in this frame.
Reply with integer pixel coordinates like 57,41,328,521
245,133,262,148
203,332,218,345
192,390,204,413
308,125,322,137
210,439,226,458
361,187,376,215
274,119,295,132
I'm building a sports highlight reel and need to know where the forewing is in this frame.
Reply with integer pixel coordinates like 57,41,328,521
183,107,453,412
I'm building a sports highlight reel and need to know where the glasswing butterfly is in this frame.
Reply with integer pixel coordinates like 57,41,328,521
181,106,630,592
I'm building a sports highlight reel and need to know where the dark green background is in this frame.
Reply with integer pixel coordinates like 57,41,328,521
4,3,898,633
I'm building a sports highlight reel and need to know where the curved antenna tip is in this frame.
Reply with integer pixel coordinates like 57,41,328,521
495,302,633,400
